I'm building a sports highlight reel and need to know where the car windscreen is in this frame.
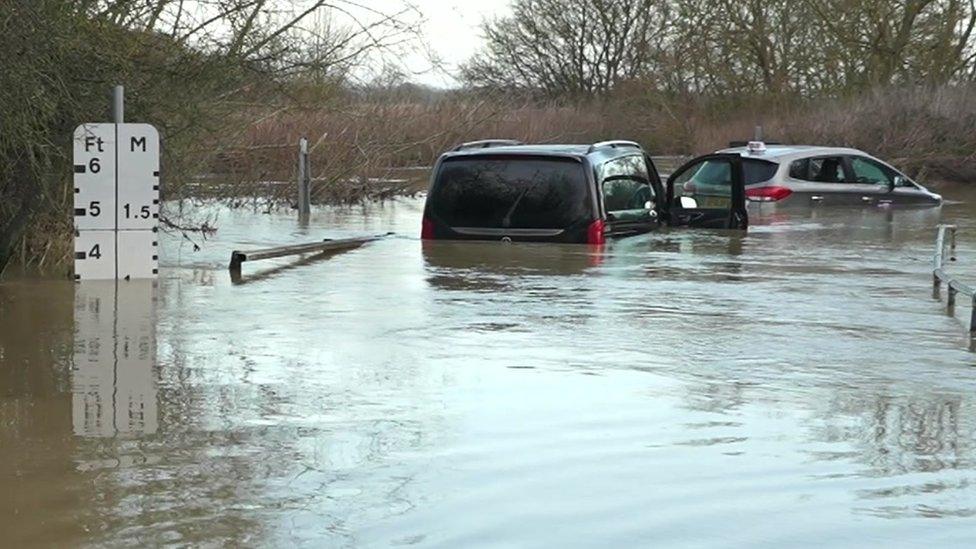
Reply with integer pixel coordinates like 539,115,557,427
743,159,778,185
430,156,590,229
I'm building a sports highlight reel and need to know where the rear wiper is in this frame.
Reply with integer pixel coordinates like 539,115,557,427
501,187,530,228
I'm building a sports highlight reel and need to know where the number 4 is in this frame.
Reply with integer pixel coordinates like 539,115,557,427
89,244,101,259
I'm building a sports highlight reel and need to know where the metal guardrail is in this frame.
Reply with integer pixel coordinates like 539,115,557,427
229,233,392,275
932,224,976,334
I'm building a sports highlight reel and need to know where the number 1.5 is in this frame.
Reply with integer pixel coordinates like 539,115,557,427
123,204,152,219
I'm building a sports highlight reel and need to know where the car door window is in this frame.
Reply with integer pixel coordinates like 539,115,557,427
602,177,652,219
666,154,746,229
848,156,893,187
601,156,654,220
671,158,732,210
810,157,846,183
789,158,809,179
789,156,846,183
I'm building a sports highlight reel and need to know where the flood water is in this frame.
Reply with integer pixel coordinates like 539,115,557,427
4,187,976,547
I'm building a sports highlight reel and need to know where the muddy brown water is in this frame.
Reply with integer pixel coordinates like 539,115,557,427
4,186,976,547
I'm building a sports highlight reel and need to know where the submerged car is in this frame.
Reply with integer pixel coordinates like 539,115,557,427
707,142,942,207
421,140,749,244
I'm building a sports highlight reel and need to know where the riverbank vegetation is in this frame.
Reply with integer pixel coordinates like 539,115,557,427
3,0,976,274
0,0,421,274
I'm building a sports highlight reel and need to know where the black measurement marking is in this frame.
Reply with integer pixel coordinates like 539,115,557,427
152,255,158,261
74,208,86,216
74,165,86,173
152,268,158,275
75,252,86,260
74,188,80,194
153,171,160,177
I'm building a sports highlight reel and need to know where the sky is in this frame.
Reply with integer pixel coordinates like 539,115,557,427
376,0,513,87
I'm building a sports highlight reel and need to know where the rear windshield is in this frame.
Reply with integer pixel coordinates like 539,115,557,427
744,159,778,185
430,157,590,229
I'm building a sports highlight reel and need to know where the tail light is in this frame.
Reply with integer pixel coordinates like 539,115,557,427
587,219,606,245
421,216,435,239
746,186,793,202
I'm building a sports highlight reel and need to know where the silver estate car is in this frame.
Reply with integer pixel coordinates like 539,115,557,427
694,142,943,207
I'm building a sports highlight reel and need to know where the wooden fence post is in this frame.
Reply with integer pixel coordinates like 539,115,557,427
298,136,310,219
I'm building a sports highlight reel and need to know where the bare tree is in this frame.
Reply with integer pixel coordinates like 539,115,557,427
462,0,673,98
0,0,424,273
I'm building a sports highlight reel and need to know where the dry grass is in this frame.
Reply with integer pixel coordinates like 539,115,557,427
216,84,976,196
691,86,976,182
9,84,974,277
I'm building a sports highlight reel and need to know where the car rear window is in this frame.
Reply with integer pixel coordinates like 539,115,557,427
430,157,590,229
743,159,778,185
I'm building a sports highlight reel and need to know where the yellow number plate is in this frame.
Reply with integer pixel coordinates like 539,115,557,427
697,196,731,209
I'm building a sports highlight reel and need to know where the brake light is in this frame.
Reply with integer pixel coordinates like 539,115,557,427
746,186,793,202
421,216,435,239
587,219,606,245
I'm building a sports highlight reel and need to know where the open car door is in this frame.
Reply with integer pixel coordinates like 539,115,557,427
665,153,748,230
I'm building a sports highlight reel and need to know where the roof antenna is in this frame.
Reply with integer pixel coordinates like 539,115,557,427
754,124,763,142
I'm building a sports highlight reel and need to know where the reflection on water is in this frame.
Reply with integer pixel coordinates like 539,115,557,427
5,190,976,546
72,281,157,437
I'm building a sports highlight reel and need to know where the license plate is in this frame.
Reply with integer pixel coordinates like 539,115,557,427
698,196,730,209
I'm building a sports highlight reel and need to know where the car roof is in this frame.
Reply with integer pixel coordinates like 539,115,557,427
716,144,868,163
440,143,643,163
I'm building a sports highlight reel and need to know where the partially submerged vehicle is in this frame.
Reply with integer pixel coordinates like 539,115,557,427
713,142,942,207
421,140,749,244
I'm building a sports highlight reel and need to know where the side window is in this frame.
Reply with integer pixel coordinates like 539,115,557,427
603,178,651,215
789,159,809,179
743,159,778,185
797,157,846,183
600,156,653,219
848,156,893,186
600,155,650,180
672,158,733,210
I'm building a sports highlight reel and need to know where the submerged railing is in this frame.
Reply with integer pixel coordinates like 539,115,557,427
229,233,392,276
932,224,976,334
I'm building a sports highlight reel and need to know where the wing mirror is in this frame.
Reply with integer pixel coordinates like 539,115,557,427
890,175,906,192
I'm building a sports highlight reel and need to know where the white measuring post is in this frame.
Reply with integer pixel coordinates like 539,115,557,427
73,87,160,281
